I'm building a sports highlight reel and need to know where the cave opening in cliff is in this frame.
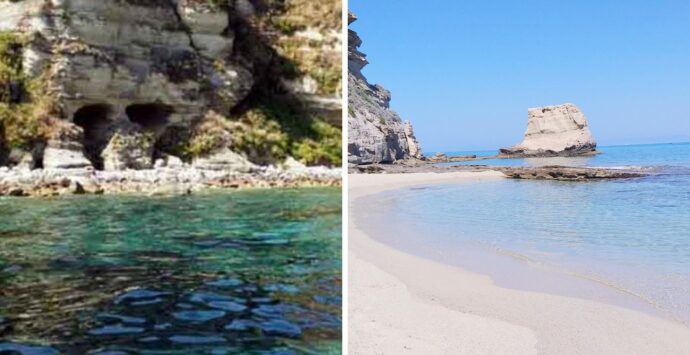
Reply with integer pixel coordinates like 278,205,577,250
73,104,114,170
126,103,174,130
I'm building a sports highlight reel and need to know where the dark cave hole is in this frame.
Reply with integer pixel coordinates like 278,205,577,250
73,104,113,170
126,103,174,130
153,125,190,162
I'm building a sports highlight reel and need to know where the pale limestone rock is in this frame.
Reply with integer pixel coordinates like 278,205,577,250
348,12,423,164
404,121,423,159
176,0,234,58
42,121,92,169
166,155,184,168
283,156,308,172
501,103,597,157
102,130,156,171
154,159,166,169
192,148,256,172
1,0,253,169
1,0,341,172
42,146,91,170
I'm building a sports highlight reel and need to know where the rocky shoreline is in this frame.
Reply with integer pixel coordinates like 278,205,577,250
0,165,341,198
494,166,647,181
349,161,650,181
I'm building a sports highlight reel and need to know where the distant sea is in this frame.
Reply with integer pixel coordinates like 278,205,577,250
365,143,690,324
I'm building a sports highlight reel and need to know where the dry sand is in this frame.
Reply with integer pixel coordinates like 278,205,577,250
348,171,690,355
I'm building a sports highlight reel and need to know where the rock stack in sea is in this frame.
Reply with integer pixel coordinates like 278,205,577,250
347,12,423,165
0,0,342,174
500,103,597,157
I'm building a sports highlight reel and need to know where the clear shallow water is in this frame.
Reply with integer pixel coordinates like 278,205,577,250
0,188,341,354
371,143,690,323
438,142,690,169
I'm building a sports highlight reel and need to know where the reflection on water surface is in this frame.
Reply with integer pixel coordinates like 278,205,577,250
0,188,341,354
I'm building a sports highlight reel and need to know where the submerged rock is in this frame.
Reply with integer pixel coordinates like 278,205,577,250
172,310,226,322
88,324,145,336
500,103,597,157
208,301,248,313
114,288,172,305
259,319,302,338
187,292,238,304
496,166,647,181
225,319,259,331
264,284,300,295
0,343,59,355
0,316,8,334
206,278,243,288
169,335,227,345
96,313,147,325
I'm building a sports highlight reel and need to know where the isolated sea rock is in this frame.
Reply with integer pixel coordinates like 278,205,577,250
500,103,597,157
348,12,423,164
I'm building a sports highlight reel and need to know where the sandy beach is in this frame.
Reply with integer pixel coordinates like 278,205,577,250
349,171,690,354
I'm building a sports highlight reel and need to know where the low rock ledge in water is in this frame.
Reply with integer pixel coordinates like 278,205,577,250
496,166,648,181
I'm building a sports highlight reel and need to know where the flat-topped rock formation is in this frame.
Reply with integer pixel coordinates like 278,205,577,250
496,166,647,181
500,103,597,157
348,12,423,164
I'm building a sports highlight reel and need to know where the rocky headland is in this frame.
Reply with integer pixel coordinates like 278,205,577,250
500,103,597,157
0,0,342,196
347,12,422,165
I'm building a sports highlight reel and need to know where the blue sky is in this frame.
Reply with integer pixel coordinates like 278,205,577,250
349,0,690,152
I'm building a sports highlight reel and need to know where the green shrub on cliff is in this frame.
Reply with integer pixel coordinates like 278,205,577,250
0,32,57,150
0,32,55,149
239,103,341,166
228,108,290,165
178,106,340,167
0,32,24,103
293,119,341,166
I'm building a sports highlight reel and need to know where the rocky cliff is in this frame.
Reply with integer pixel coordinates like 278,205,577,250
500,103,597,157
0,0,342,171
347,12,422,165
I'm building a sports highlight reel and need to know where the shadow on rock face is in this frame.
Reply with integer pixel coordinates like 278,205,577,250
0,122,7,167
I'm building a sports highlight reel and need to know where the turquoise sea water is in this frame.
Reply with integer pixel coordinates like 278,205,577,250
367,143,690,323
0,188,341,354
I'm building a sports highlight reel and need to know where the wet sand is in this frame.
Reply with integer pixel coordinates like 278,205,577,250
349,171,690,354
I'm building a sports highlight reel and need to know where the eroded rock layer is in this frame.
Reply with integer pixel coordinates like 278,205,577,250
500,103,597,157
347,12,422,164
0,0,342,170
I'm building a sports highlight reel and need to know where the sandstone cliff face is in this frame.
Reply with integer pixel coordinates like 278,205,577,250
500,103,597,157
348,12,422,164
0,0,342,170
